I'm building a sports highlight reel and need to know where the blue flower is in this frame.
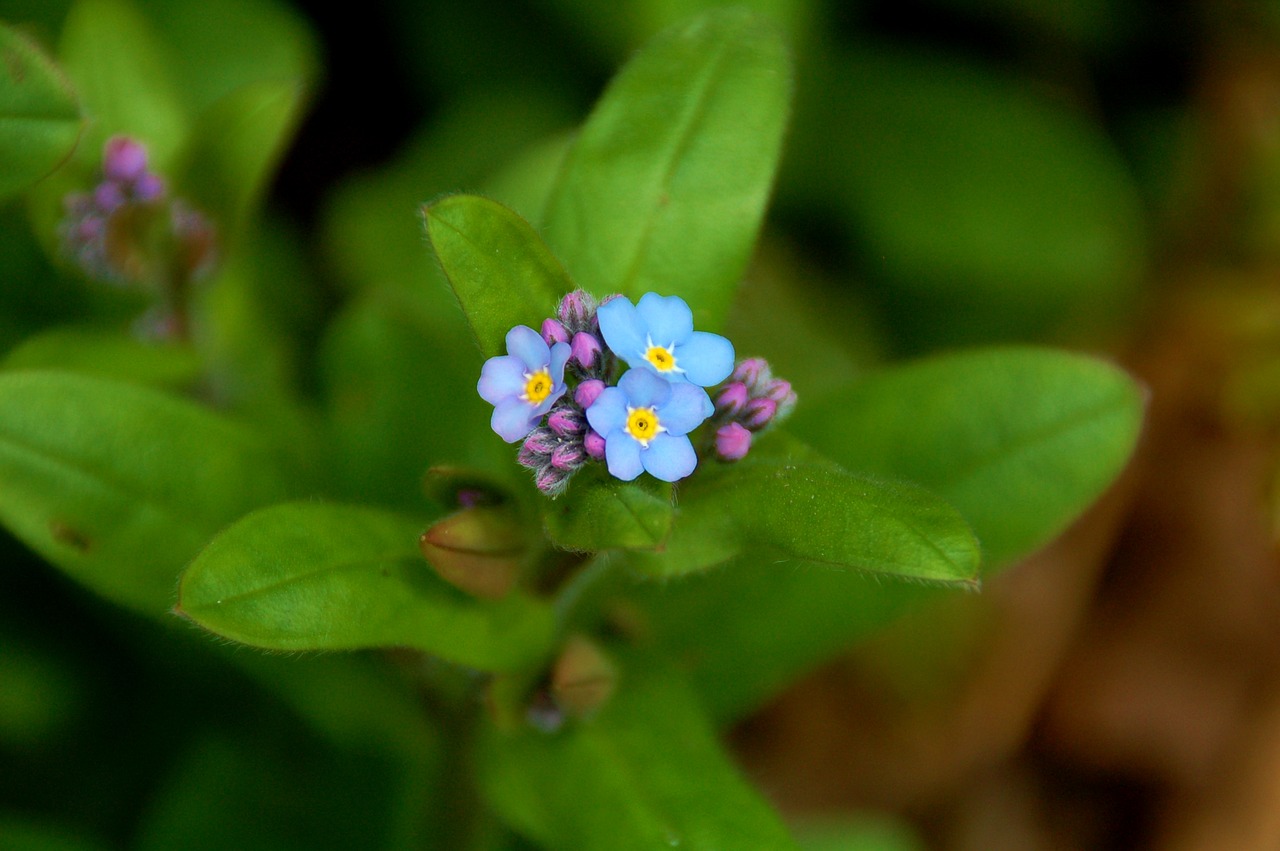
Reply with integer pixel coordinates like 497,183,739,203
478,326,571,442
585,368,713,482
597,293,735,386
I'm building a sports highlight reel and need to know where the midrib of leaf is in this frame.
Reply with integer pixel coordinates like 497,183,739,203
186,549,421,611
615,25,738,297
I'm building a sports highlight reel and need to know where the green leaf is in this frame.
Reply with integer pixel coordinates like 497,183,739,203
0,23,82,199
424,194,573,358
542,467,673,552
174,78,309,241
3,326,201,390
478,652,798,850
794,816,925,851
59,0,187,170
790,346,1144,570
0,370,291,615
629,434,979,584
178,502,557,672
0,818,110,851
542,8,791,331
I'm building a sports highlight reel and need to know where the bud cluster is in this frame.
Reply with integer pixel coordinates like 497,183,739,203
540,290,611,382
709,357,797,462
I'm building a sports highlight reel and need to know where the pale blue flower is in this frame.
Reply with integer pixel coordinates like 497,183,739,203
585,368,713,482
597,293,735,386
478,326,571,442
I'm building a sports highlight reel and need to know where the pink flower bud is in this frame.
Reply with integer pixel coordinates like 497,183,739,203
93,182,125,213
535,468,569,495
557,289,598,329
715,381,749,416
550,443,585,471
547,406,585,436
764,379,793,404
102,136,148,183
731,357,771,391
575,379,605,409
541,318,569,345
570,331,601,369
715,423,752,461
584,429,606,460
522,431,557,457
742,397,777,430
132,173,165,203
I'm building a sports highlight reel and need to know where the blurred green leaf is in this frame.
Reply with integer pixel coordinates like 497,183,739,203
175,78,309,241
0,22,82,199
629,434,979,584
0,370,291,614
3,326,200,389
0,818,110,851
424,194,573,359
794,815,925,851
543,9,791,331
179,501,556,671
791,347,1144,570
542,468,673,552
478,651,798,850
59,0,186,170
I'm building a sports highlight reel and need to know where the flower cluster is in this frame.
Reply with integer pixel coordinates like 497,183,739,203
59,136,217,302
478,290,797,495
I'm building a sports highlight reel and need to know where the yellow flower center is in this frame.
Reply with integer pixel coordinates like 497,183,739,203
644,344,677,372
625,406,663,447
522,369,553,405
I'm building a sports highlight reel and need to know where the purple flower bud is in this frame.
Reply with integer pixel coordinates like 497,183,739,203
583,429,606,460
731,357,770,391
535,467,569,495
102,137,148,183
557,289,598,330
742,397,778,430
575,379,605,409
93,181,125,213
570,331,601,370
456,488,486,508
715,422,752,461
764,379,795,405
74,214,105,242
550,443,585,471
132,173,165,203
517,445,541,469
547,406,585,436
715,382,749,417
542,318,570,346
522,430,558,457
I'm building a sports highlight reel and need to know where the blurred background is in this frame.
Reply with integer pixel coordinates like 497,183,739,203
2,0,1280,849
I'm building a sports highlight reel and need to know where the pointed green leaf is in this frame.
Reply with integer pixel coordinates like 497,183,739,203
0,23,82,199
0,370,291,615
791,347,1144,570
424,194,573,359
478,652,798,850
3,326,201,390
179,502,556,672
543,9,790,330
630,434,979,584
542,468,673,552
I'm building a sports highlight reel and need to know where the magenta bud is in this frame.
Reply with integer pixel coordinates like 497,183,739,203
570,331,601,369
731,357,770,390
583,429,606,460
535,468,568,495
548,406,585,436
742,397,778,430
715,381,749,416
715,422,752,461
523,430,558,457
132,173,165,203
575,379,605,408
557,289,598,328
550,443,585,471
93,181,125,213
542,318,569,346
764,379,793,404
102,136,148,183
74,215,105,242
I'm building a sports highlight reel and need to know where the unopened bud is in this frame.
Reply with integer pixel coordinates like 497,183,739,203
715,381,749,416
550,442,585,471
570,331,601,370
547,406,585,436
102,137,148,183
715,422,752,461
583,429,606,460
742,396,777,430
575,379,605,408
132,173,165,203
557,289,598,331
420,505,525,599
541,317,569,346
522,430,558,457
764,379,793,404
731,357,770,390
93,182,125,213
551,634,617,718
535,467,571,496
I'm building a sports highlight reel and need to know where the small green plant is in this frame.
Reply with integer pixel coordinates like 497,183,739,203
0,4,1144,848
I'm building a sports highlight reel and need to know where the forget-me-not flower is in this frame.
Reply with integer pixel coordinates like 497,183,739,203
597,293,735,387
585,368,713,482
478,326,571,442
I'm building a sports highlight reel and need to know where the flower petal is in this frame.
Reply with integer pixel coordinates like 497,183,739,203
656,383,712,436
676,331,735,387
585,386,629,436
605,432,644,481
640,434,697,482
491,396,537,443
477,355,526,404
597,297,646,361
548,340,571,382
506,325,550,370
531,385,568,419
618,368,672,409
637,293,693,346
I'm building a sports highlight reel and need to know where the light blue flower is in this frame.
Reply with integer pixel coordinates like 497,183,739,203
585,368,713,482
597,293,735,386
478,326,571,442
